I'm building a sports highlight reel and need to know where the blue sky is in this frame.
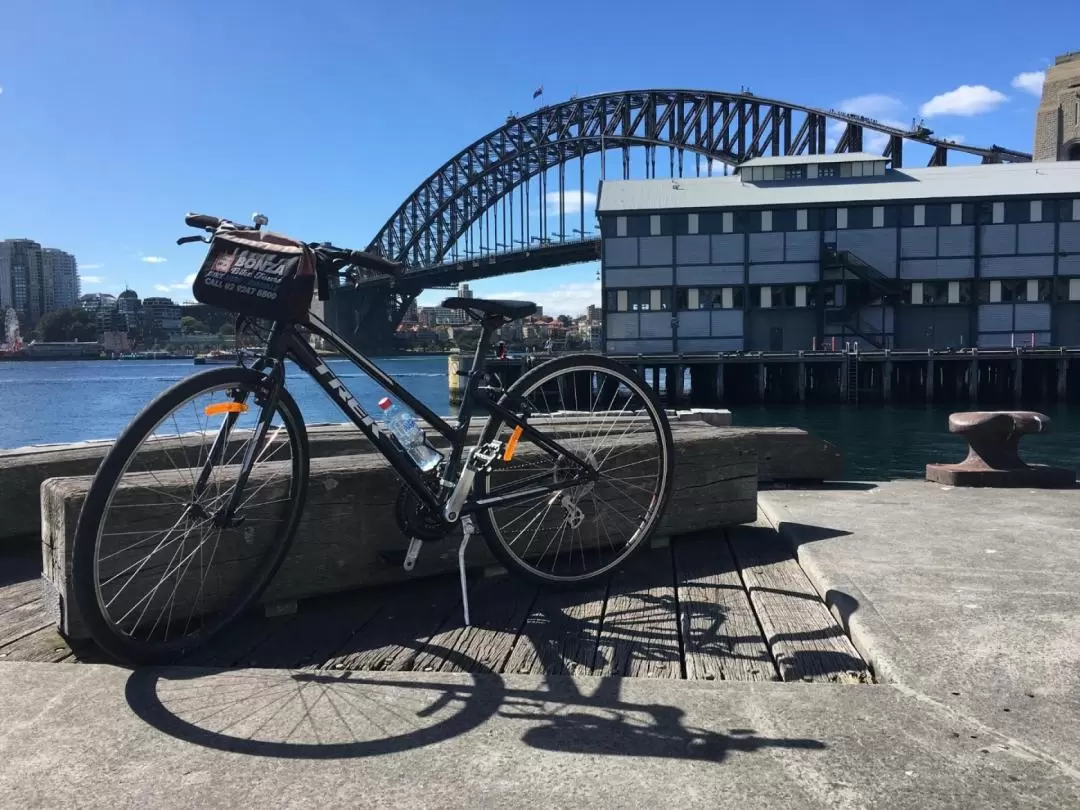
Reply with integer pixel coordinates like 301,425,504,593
0,0,1068,315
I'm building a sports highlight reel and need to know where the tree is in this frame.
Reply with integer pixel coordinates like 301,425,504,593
557,314,572,328
34,308,98,342
180,316,206,334
218,322,236,336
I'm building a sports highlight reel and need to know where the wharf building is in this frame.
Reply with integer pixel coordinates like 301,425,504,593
596,155,1080,357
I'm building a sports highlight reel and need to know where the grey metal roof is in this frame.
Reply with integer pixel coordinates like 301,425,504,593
596,161,1080,213
737,152,888,168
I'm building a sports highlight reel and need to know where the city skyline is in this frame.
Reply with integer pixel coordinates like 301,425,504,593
0,238,79,327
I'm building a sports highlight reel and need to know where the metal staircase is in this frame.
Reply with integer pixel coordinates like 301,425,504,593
821,246,901,350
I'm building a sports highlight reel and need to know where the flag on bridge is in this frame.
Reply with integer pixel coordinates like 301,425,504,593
533,85,544,99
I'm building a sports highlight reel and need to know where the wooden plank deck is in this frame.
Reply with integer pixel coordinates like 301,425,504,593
0,522,873,684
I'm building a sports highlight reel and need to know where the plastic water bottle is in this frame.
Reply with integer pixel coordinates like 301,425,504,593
378,397,442,472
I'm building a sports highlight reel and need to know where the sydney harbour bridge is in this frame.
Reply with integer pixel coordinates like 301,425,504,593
327,89,1033,351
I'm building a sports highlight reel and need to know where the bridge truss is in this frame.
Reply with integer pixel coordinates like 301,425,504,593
332,90,1031,348
367,89,1031,271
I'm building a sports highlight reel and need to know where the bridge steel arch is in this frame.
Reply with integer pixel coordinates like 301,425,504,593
366,89,1033,270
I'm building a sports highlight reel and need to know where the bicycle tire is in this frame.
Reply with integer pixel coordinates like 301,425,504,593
71,366,310,666
473,354,674,589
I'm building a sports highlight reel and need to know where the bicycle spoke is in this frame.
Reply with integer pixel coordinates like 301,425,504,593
479,362,671,583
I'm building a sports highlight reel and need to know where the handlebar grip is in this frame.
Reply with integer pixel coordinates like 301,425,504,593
185,213,222,230
349,251,404,275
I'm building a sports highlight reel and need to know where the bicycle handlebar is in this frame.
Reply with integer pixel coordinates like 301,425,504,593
179,214,407,301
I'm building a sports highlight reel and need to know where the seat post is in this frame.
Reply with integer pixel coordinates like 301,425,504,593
469,316,504,375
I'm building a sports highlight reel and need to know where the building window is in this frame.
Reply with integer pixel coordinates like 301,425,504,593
1071,278,1080,301
913,204,926,227
650,215,661,236
924,281,949,305
694,287,744,309
1026,278,1052,302
950,203,963,225
784,165,806,180
836,207,848,229
794,285,808,307
1073,199,1080,222
722,212,734,233
605,288,674,311
819,165,837,178
688,213,699,234
772,286,796,307
872,206,885,228
992,202,1005,224
909,282,923,304
986,279,1049,303
1030,200,1042,222
761,210,773,232
606,289,627,311
796,209,808,231
616,216,627,237
752,285,800,308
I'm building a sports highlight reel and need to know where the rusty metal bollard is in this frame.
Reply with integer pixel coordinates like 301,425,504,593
925,410,1075,488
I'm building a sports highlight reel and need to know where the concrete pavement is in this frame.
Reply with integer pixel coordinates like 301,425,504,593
760,480,1080,780
1,663,1078,809
2,479,1080,807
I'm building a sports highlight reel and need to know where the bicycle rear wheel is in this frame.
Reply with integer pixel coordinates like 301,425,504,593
71,366,309,665
474,354,674,588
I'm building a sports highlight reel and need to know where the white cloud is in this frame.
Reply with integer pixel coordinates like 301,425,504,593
1011,70,1045,97
79,263,103,270
544,190,597,216
80,275,105,284
837,93,904,119
140,256,167,264
485,281,600,317
155,273,197,291
919,85,1007,117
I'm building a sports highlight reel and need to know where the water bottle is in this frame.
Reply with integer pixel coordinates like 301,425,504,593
378,397,442,472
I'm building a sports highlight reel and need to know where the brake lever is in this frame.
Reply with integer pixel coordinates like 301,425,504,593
177,235,209,246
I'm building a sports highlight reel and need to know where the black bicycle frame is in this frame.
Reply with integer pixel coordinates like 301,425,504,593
265,312,594,518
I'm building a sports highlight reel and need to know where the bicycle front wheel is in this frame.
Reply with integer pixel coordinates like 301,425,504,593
474,354,674,588
71,366,310,665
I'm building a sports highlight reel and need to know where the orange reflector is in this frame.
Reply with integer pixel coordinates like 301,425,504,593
204,402,249,416
503,426,524,462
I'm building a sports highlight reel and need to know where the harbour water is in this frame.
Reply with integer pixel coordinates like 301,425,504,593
2,357,1078,479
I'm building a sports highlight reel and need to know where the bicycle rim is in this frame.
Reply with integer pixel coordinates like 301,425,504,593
73,368,307,663
475,357,673,587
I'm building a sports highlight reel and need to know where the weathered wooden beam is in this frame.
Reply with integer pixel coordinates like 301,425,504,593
0,409,735,544
42,424,757,639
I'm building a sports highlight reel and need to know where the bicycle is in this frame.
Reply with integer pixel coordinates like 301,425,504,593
70,212,675,666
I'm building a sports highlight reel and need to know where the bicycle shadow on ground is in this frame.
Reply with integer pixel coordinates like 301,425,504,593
122,660,826,763
119,531,845,763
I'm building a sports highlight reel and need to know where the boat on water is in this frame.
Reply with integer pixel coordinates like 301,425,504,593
193,349,238,365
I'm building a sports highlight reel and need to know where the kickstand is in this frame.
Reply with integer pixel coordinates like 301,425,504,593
458,516,476,627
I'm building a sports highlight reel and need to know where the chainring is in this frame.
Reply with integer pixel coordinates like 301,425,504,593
394,485,452,542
